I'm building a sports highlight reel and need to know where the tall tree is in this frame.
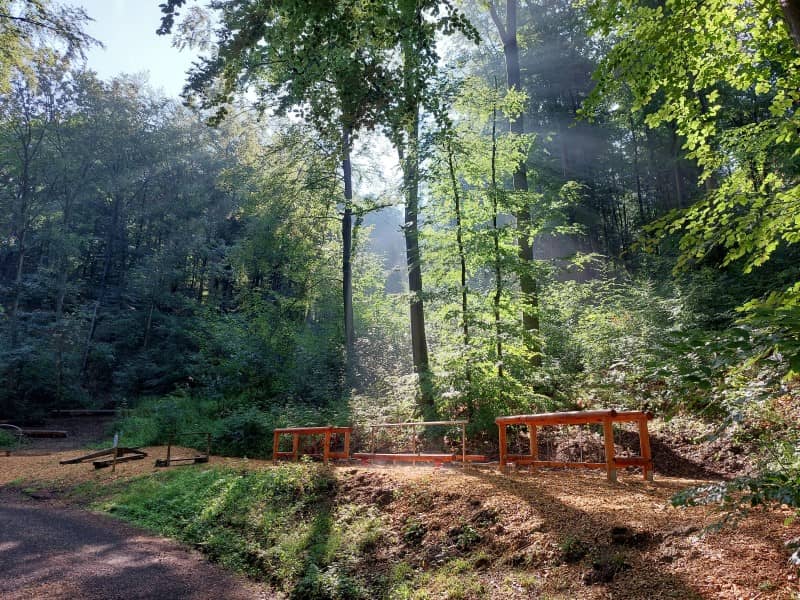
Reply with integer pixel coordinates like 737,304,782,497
487,0,539,367
158,0,393,375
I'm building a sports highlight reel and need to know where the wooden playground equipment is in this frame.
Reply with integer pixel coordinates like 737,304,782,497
60,434,147,471
352,420,488,467
272,426,352,465
495,409,654,481
155,432,211,467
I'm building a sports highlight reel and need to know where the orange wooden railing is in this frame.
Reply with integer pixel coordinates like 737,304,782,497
272,426,352,465
496,409,653,481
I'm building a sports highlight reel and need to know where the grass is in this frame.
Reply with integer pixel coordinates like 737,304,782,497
75,462,396,599
0,429,22,449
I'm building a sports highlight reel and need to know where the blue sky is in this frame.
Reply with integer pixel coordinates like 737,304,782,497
67,0,198,97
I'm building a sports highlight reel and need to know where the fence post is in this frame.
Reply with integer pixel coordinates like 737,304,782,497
499,424,507,472
602,417,617,482
639,416,653,481
323,429,331,465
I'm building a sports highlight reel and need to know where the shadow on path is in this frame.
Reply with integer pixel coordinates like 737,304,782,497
0,488,273,600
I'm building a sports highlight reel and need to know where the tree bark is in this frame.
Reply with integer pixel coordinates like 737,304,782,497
781,0,800,51
490,99,504,379
398,1,433,414
400,108,433,413
342,125,355,369
489,0,540,367
446,142,471,389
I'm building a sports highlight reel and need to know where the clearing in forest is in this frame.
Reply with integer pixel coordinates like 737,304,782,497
1,448,798,599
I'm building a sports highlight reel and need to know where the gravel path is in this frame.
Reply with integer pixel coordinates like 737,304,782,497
0,489,275,600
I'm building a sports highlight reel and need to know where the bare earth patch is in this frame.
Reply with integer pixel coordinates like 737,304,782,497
2,449,799,599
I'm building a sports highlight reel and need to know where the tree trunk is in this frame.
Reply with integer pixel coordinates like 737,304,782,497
630,114,646,223
398,3,433,414
9,230,26,348
491,99,504,379
342,126,355,369
781,0,800,50
400,110,433,413
446,142,471,390
489,0,540,367
80,194,119,378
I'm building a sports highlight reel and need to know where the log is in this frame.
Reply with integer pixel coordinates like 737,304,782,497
21,429,68,438
93,454,146,469
50,409,117,417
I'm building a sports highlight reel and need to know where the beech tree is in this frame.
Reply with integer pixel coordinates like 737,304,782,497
158,0,395,375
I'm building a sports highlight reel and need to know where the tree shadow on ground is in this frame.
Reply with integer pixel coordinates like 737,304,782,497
0,488,269,600
468,469,705,599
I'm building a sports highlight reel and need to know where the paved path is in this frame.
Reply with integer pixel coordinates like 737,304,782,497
0,489,274,600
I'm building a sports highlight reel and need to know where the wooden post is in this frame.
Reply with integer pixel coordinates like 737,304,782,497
370,426,376,454
411,424,417,454
112,432,119,473
529,424,538,471
323,429,331,465
602,417,617,482
166,436,172,467
272,431,279,464
499,424,507,472
344,429,351,460
206,432,211,460
292,433,299,461
639,416,653,481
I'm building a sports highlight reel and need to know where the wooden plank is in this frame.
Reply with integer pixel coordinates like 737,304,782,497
60,448,116,464
21,429,68,438
368,420,468,428
352,453,456,462
93,454,146,469
273,426,352,435
507,457,607,469
495,410,652,427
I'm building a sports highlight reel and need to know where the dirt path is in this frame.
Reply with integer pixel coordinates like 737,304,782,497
0,489,274,600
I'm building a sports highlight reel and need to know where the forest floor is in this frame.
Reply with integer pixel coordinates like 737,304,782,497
1,436,799,600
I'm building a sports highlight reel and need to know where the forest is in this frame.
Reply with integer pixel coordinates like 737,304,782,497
1,0,799,518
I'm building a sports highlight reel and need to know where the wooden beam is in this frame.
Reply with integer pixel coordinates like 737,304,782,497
639,416,654,481
496,410,652,427
602,417,617,482
499,424,507,472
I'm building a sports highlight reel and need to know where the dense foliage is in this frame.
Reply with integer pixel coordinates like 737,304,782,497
0,0,797,503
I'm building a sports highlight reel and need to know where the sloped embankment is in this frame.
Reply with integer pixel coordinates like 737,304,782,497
2,451,799,599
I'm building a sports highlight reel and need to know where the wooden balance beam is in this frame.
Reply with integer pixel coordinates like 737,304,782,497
496,409,653,482
155,432,211,468
60,447,148,470
272,426,352,465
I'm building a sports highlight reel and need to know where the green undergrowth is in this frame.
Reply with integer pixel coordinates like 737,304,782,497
102,393,351,458
78,463,402,599
64,463,496,599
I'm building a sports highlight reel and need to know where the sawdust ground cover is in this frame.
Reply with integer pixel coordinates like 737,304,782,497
1,448,799,599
